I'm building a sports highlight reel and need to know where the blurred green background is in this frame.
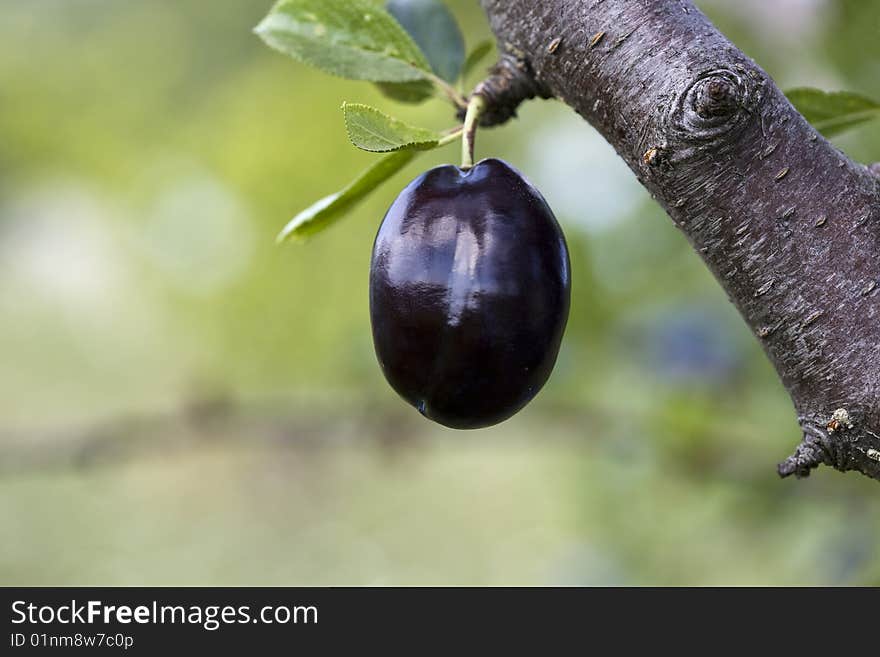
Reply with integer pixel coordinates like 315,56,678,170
1,0,879,586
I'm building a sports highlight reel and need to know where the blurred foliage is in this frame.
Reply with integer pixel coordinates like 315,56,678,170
0,0,878,586
784,87,880,136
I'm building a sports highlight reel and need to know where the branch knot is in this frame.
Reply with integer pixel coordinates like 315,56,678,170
667,68,764,145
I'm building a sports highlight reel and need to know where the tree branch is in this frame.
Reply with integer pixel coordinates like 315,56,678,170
478,0,880,482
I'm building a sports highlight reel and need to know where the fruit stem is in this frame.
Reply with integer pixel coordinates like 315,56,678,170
461,94,487,170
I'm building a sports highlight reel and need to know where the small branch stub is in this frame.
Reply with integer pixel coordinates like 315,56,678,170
457,53,551,128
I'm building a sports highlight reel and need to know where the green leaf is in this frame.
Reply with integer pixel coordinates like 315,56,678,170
342,102,441,152
386,0,465,82
375,80,435,104
277,150,417,242
461,40,494,81
785,87,880,137
255,0,433,83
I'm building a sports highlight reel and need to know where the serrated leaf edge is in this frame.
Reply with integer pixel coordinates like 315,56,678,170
341,102,441,152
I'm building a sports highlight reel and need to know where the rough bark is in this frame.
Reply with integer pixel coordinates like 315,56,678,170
477,0,880,482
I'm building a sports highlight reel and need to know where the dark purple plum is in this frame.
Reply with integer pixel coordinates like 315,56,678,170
369,158,570,429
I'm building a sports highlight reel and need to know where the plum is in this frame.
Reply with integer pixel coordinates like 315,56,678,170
369,158,570,429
